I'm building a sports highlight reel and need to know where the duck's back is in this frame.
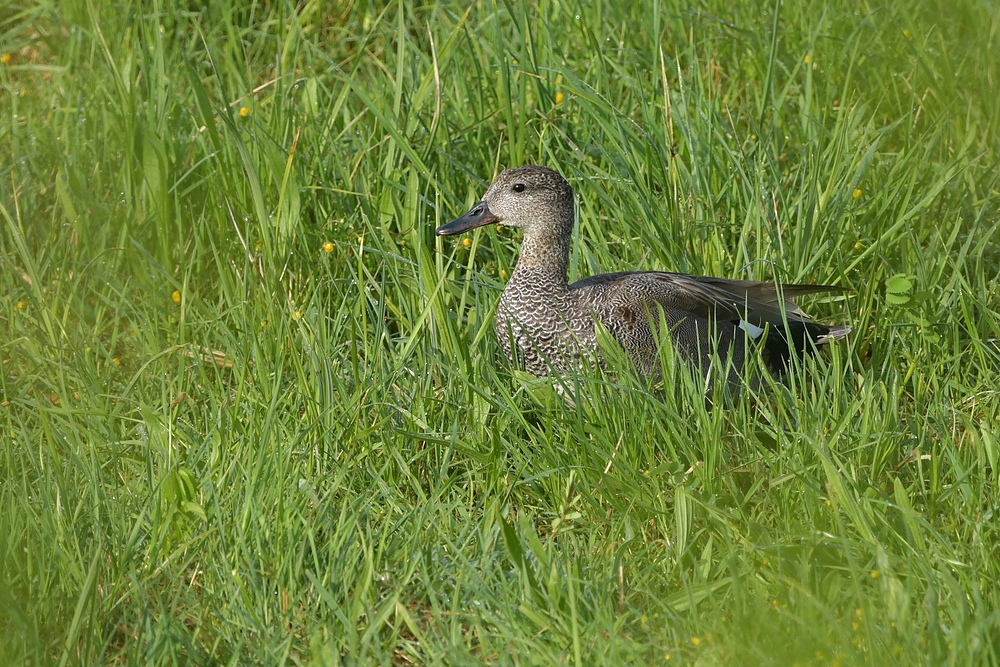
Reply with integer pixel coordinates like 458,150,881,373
570,270,847,379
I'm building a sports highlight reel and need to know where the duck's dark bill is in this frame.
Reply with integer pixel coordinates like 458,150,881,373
435,202,499,236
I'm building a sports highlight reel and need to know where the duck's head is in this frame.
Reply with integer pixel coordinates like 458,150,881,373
436,166,575,238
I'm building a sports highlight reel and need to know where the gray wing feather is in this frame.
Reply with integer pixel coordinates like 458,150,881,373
571,271,846,325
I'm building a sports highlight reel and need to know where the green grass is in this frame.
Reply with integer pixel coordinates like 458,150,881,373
2,0,999,664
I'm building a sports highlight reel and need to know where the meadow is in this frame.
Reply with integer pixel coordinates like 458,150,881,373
2,0,999,664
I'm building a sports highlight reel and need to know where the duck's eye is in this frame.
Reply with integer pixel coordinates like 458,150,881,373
512,183,526,193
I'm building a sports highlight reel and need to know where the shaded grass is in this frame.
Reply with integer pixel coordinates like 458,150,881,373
1,0,999,664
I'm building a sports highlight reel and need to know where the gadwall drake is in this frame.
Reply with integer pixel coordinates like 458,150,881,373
436,166,850,382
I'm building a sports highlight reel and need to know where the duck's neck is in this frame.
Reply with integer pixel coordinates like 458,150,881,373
512,202,576,280
510,232,571,288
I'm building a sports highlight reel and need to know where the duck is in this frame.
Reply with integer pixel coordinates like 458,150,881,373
436,166,850,384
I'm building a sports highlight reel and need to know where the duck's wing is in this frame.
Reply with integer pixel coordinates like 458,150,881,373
660,274,844,319
572,271,851,343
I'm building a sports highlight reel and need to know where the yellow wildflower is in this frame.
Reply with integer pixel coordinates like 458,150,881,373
17,300,24,309
172,290,181,304
555,91,564,104
690,636,701,647
113,358,121,366
853,188,862,199
870,570,880,579
804,55,810,64
239,106,251,118
0,53,11,65
323,241,334,253
292,311,302,320
462,237,472,247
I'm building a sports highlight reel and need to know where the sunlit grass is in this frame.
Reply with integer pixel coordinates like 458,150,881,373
2,0,999,665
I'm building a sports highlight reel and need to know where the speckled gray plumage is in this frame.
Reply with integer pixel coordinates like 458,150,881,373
437,166,850,381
